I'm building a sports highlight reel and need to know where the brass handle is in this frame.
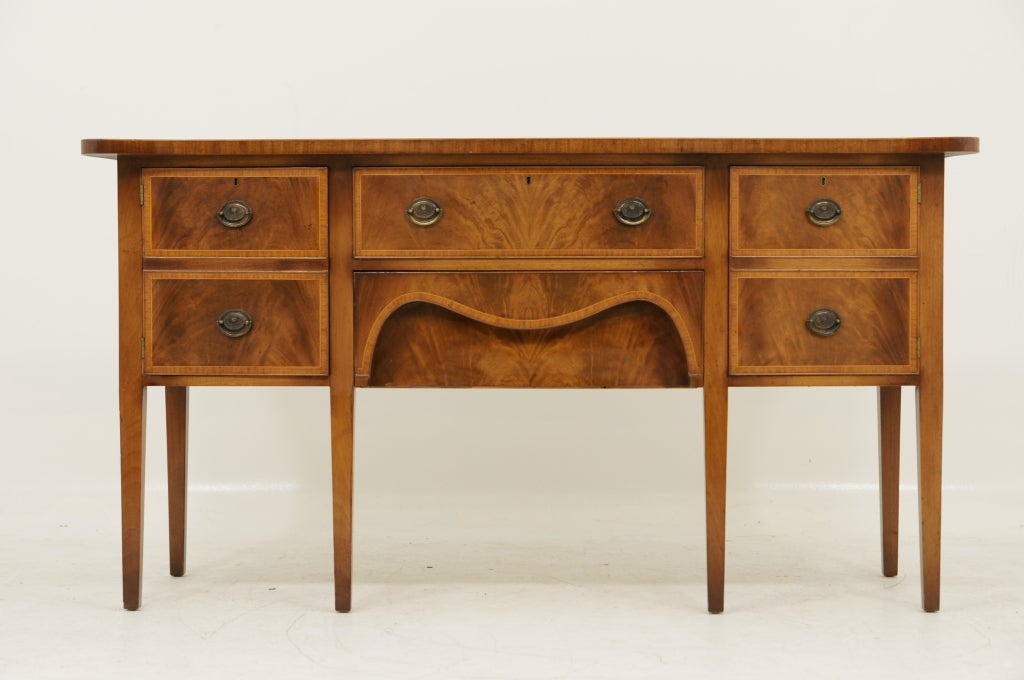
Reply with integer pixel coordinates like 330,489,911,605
806,308,842,337
807,198,842,227
614,197,652,226
217,200,253,228
217,309,253,338
406,197,442,226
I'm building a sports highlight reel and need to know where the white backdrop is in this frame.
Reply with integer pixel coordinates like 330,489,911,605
1,0,1021,596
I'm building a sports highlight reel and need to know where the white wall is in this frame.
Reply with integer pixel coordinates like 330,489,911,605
1,0,1020,519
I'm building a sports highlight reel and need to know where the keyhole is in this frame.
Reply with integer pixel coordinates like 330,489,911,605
526,176,532,185
821,176,827,186
234,178,239,186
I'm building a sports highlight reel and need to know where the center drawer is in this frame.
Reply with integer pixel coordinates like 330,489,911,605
354,271,703,387
354,167,703,257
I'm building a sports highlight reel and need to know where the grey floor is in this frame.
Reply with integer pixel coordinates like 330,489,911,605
4,484,1022,679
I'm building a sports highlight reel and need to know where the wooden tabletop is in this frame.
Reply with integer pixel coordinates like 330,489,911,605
81,137,980,159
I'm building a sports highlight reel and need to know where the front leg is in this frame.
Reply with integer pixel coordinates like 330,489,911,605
166,386,189,577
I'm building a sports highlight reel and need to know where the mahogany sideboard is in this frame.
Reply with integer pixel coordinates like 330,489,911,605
81,137,979,613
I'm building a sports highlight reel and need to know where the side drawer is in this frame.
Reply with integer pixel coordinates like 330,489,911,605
730,272,917,375
143,168,327,257
144,272,328,375
730,167,918,256
354,167,703,257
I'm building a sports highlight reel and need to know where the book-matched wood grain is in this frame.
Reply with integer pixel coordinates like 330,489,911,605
144,168,327,257
731,167,919,256
84,138,977,614
354,272,703,387
730,271,918,375
354,167,703,258
144,272,328,375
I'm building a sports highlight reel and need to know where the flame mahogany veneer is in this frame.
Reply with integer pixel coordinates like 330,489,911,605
83,137,978,614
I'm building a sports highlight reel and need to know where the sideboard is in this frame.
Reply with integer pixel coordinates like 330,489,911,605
81,137,979,613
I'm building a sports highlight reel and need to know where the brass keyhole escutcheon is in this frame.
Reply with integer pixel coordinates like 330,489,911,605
217,200,253,228
217,309,253,338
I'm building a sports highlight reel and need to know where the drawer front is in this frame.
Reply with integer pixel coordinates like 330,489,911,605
354,271,703,387
730,272,917,374
354,167,703,257
144,272,328,375
143,168,327,257
730,167,918,256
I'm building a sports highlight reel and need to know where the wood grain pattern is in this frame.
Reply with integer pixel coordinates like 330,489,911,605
327,159,356,612
144,272,328,375
166,386,188,577
354,272,702,387
730,272,917,374
368,301,692,387
144,168,327,257
83,138,976,614
355,167,702,257
82,137,980,158
878,385,901,577
117,159,147,611
917,156,945,612
731,167,919,256
702,160,731,613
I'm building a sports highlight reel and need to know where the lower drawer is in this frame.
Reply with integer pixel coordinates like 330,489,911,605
730,271,917,375
354,271,703,387
144,272,328,375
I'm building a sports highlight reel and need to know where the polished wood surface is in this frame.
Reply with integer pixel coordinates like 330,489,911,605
354,271,702,387
144,272,328,375
144,168,327,257
730,167,918,256
729,272,917,374
878,386,901,577
86,137,977,614
166,386,188,577
355,167,702,257
82,137,980,158
702,159,731,614
916,156,946,612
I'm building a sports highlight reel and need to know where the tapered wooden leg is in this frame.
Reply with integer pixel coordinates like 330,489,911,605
120,383,147,611
878,386,901,577
330,384,354,612
704,383,728,614
917,380,942,612
166,386,189,577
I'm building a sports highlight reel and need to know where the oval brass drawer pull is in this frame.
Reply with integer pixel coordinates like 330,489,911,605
614,197,652,226
806,308,842,337
217,199,253,228
806,198,842,227
217,309,253,338
406,197,443,226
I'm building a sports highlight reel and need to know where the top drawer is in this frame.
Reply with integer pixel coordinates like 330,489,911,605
143,168,327,257
730,167,918,256
354,167,703,257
